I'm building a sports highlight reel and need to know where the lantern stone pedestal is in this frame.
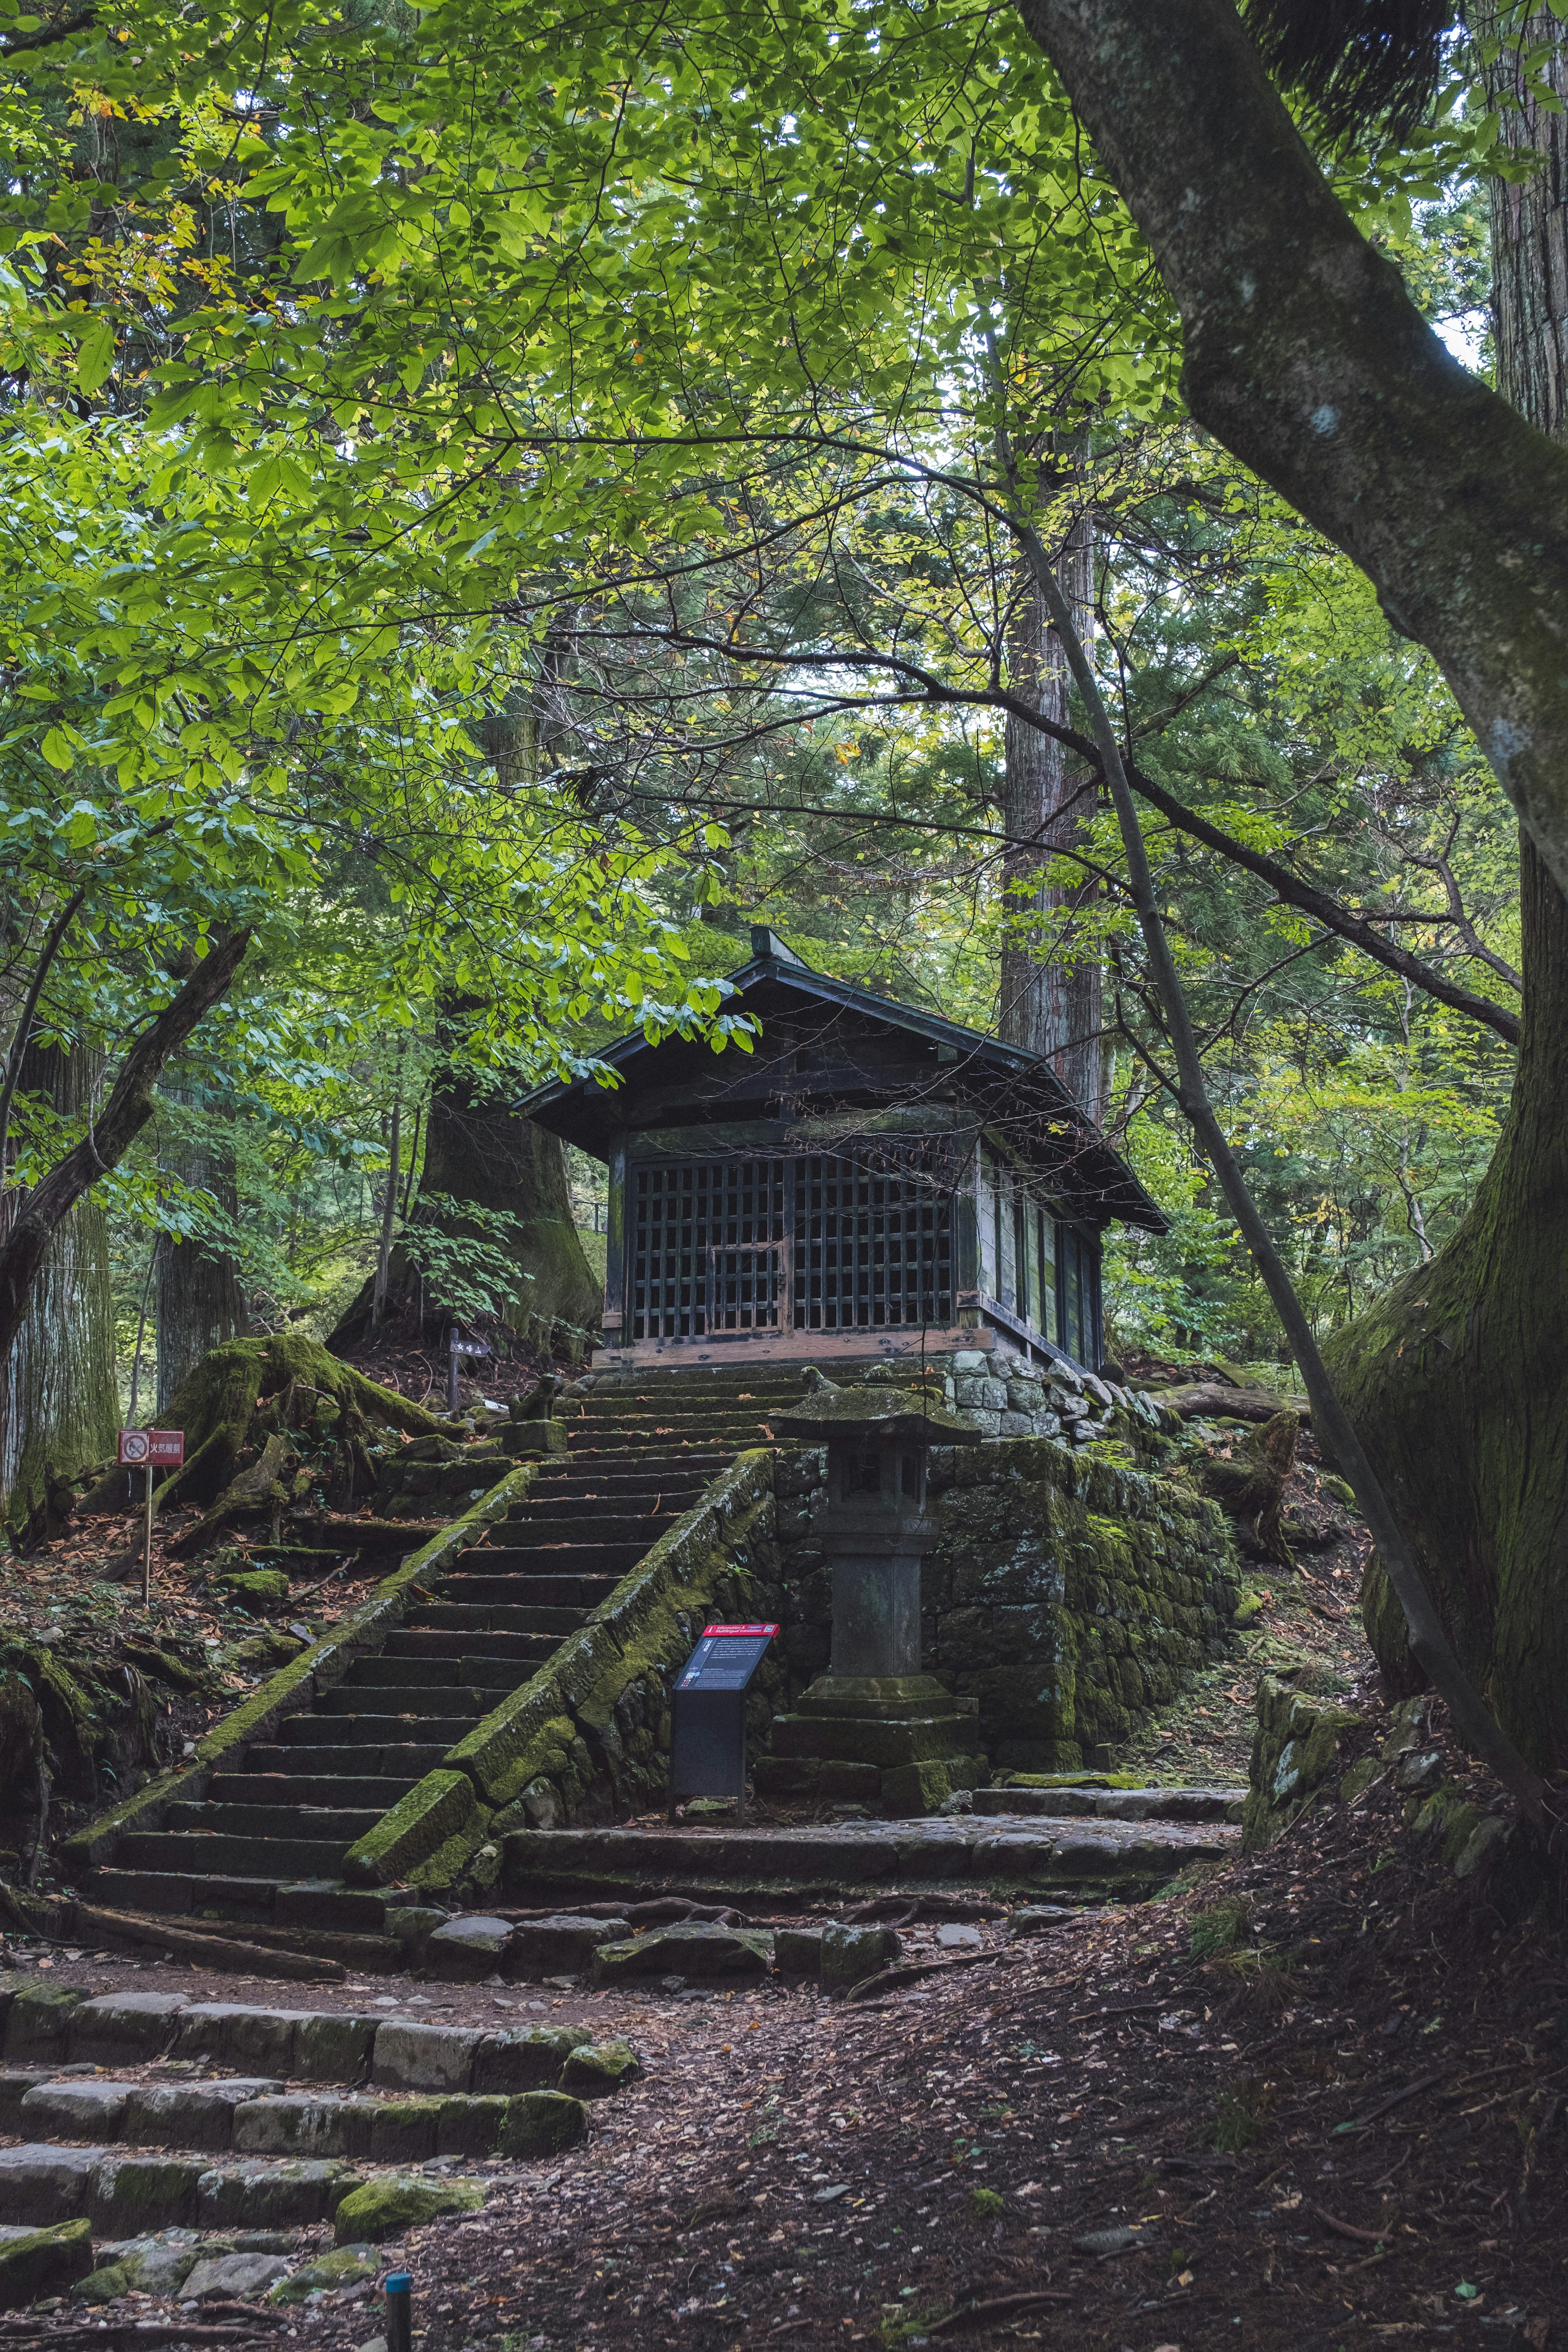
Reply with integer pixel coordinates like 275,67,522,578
755,1382,988,1817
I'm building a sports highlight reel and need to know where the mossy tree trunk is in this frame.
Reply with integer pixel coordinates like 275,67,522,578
156,1075,245,1416
330,1024,600,1353
1321,11,1568,1761
0,1038,118,1533
999,501,1107,1126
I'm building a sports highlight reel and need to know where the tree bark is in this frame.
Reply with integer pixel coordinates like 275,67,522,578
1012,0,1568,902
155,1077,245,1417
0,929,251,1368
328,1027,601,1352
1000,505,1109,1125
0,1034,118,1530
1321,11,1568,1764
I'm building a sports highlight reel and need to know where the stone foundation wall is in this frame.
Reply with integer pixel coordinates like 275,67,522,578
773,1434,1240,1775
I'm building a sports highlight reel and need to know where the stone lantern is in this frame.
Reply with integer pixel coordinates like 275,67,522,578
756,1379,986,1816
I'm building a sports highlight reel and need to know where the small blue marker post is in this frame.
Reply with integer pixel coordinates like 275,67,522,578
385,2271,412,2352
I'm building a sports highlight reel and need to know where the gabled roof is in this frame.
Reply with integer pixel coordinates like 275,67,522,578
520,927,1166,1232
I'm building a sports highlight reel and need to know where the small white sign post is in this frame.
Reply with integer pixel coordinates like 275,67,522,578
118,1429,185,1604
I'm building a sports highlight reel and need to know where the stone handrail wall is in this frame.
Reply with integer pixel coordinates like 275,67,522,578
61,1461,548,1874
340,1449,784,1896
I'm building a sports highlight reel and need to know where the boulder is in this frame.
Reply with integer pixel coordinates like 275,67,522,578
592,1922,773,1985
270,2244,381,2304
423,1917,515,1980
509,1916,630,1979
180,2252,292,2302
559,2042,641,2099
332,2175,485,2245
0,2219,94,2310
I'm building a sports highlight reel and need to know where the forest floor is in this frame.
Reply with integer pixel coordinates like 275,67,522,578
8,1383,1557,2348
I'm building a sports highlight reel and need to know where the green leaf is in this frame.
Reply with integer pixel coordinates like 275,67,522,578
76,314,114,394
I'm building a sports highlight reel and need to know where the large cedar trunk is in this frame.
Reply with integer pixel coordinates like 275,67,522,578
155,1082,245,1415
999,511,1108,1126
329,1045,601,1353
0,1040,119,1528
1323,11,1568,1764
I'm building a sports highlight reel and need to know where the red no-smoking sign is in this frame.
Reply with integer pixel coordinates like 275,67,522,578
118,1429,185,1467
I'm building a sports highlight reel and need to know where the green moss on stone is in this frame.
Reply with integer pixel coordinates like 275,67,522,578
332,2175,485,2244
0,2220,94,2309
494,2090,589,2156
269,2245,381,2304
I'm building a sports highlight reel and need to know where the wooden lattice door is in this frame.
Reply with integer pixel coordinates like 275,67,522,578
629,1158,789,1340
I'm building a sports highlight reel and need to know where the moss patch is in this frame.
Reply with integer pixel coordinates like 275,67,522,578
332,2175,486,2244
0,2220,94,2310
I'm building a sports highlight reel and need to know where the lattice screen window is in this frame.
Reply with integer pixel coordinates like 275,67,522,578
629,1159,788,1340
793,1155,952,1331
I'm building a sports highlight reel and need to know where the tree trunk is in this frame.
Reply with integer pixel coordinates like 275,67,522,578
1321,12,1568,1763
328,1039,601,1353
1013,0,1568,901
1000,507,1108,1125
155,1080,245,1417
0,1038,119,1531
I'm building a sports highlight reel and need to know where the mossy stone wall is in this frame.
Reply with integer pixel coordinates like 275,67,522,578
772,1434,1239,1773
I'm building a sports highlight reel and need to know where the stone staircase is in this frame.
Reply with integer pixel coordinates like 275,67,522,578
77,1371,808,1941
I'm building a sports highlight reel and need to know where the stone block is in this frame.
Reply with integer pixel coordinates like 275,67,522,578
951,1351,988,1372
1009,1904,1080,1937
332,2175,483,2245
424,1915,515,1979
820,1925,899,1991
753,1755,882,1803
172,2005,302,2076
89,2154,205,2234
196,2160,361,2230
294,2012,379,2085
508,1916,630,1979
366,2098,445,2164
953,1375,988,1407
123,2078,282,2153
494,2090,588,2158
232,2096,379,2160
980,1377,1008,1410
2,1983,85,2062
435,2095,519,2158
0,2218,94,2310
268,2244,381,2304
773,1926,823,1974
180,2252,292,2302
0,2070,55,2133
19,2079,131,2138
69,1992,189,2065
470,2025,592,2095
558,2041,641,2098
0,2144,102,2226
89,2235,203,2298
372,2021,483,2094
592,1921,773,1984
999,1411,1036,1437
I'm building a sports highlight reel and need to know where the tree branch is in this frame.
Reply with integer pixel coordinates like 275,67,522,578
0,885,87,1177
0,929,252,1365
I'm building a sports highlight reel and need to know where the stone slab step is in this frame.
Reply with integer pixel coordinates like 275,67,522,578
520,1487,712,1518
163,1804,383,1842
0,2146,363,2233
384,1626,585,1659
2,2080,592,2163
336,1656,548,1690
976,1785,1247,1824
83,1871,281,1919
205,1775,422,1811
242,1743,450,1779
273,1712,482,1748
416,1580,620,1618
500,1813,1240,1905
531,1450,736,1477
463,1542,647,1572
488,1514,677,1546
118,1834,352,1878
308,1696,490,1729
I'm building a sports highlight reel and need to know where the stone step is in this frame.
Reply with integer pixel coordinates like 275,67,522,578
486,1513,677,1547
561,1442,737,1465
242,1743,450,1779
435,1569,628,1604
163,1803,382,1841
118,1833,353,1878
311,1690,498,1724
207,1775,414,1811
385,1623,587,1657
455,1544,645,1578
337,1654,552,1690
409,1592,614,1626
530,1450,736,1479
975,1784,1247,1824
518,1486,712,1519
497,1812,1241,1907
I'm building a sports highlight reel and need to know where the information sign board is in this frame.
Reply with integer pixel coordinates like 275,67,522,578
118,1429,184,1466
668,1621,780,1820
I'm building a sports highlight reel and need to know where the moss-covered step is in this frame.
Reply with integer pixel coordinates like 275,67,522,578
499,1811,1238,1904
971,1784,1245,1823
5,2078,607,2160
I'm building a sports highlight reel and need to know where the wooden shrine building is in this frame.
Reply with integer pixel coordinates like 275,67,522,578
521,928,1165,1379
